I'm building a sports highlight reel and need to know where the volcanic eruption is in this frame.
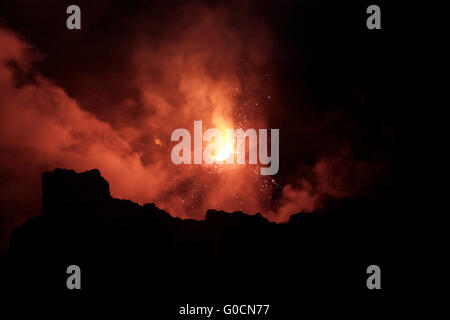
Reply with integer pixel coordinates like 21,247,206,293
0,0,394,250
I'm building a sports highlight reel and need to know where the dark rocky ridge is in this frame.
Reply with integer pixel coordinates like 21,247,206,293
1,168,396,317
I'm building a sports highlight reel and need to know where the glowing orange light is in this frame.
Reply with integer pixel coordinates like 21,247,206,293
211,115,236,162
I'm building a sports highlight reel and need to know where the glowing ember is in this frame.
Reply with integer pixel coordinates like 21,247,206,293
212,131,235,161
211,116,236,162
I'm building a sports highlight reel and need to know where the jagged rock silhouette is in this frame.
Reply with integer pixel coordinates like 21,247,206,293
1,169,395,317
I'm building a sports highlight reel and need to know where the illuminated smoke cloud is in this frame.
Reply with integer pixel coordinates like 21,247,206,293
0,2,389,248
0,7,276,247
0,28,149,246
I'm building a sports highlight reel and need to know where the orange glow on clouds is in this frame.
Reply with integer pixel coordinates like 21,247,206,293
0,4,385,249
